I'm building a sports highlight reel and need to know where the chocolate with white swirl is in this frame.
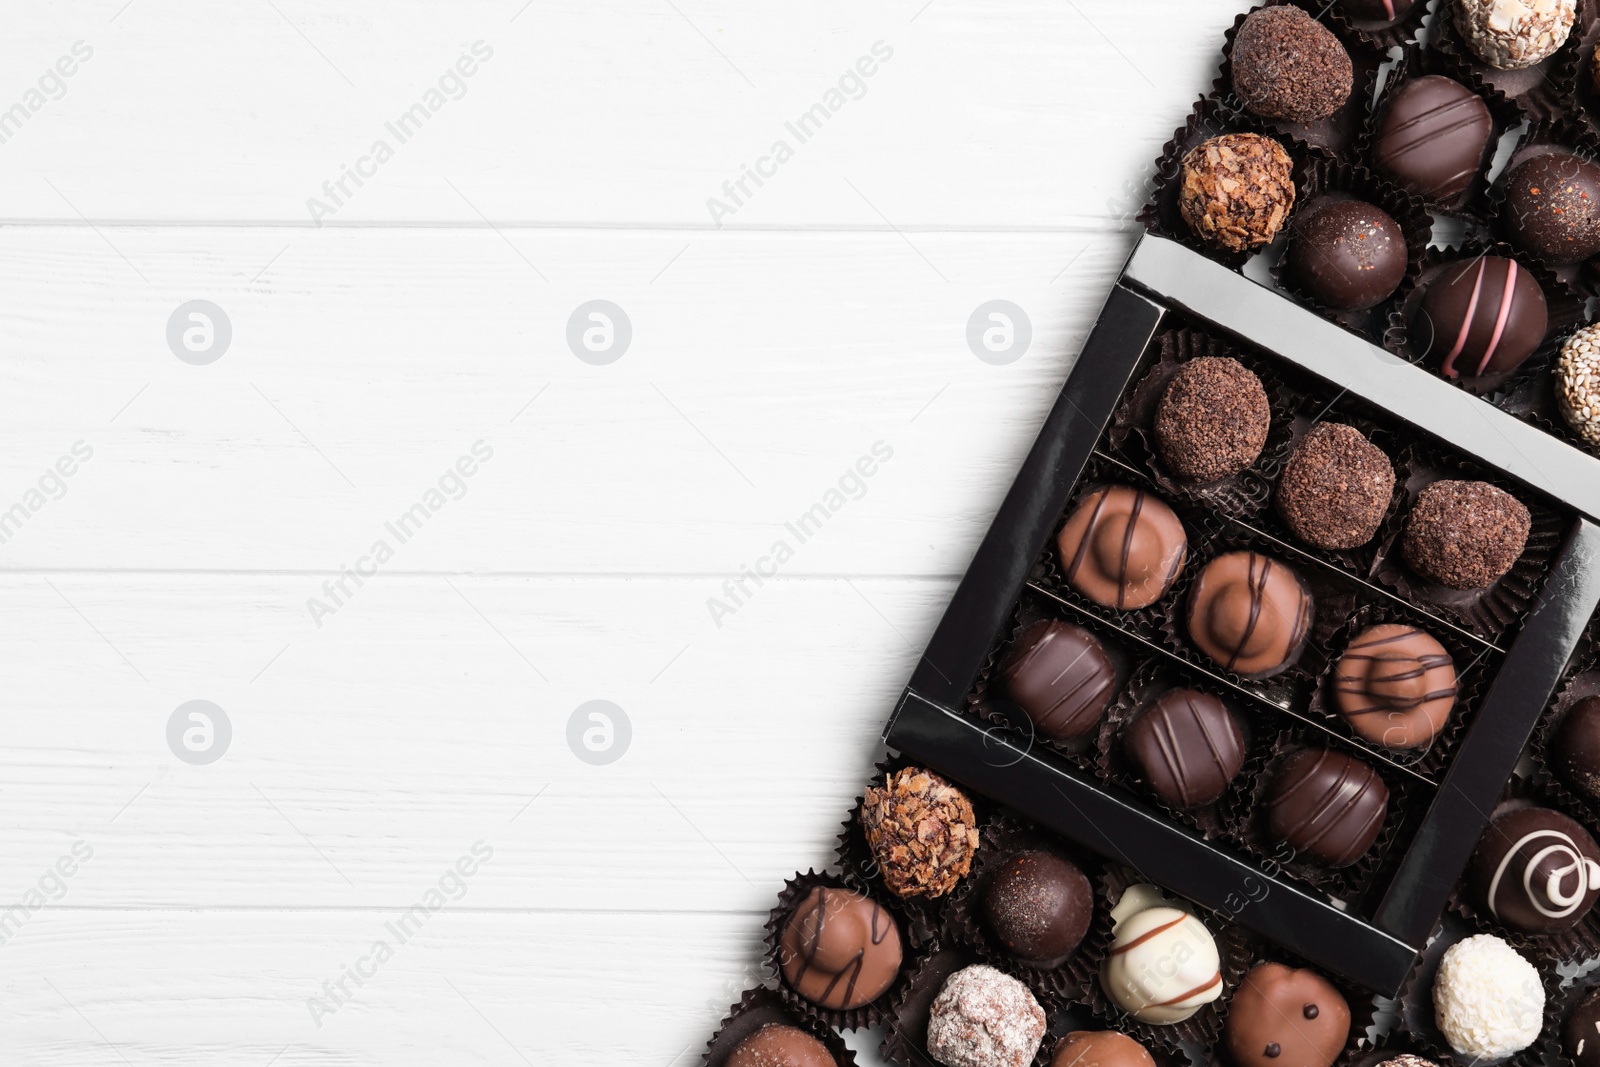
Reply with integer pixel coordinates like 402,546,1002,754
1468,806,1600,934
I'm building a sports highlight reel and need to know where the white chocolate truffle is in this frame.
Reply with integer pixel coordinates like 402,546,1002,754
1100,905,1222,1024
1433,934,1543,1060
1557,324,1600,447
1453,0,1575,70
926,964,1046,1067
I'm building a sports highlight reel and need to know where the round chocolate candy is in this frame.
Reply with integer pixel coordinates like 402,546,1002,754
1266,748,1389,867
1469,805,1600,933
1454,0,1575,70
1338,0,1418,21
1178,134,1296,253
1051,1032,1155,1067
1153,357,1271,483
1418,256,1547,381
1564,987,1600,1067
1285,199,1408,312
1123,689,1245,809
1231,7,1353,124
1332,624,1457,751
1557,323,1600,446
980,849,1093,967
860,767,977,899
997,619,1116,741
1373,76,1492,203
927,964,1047,1067
1057,486,1187,611
777,886,903,1010
1223,962,1351,1067
726,1024,835,1067
1433,934,1542,1060
1401,480,1530,590
1504,152,1600,264
1101,906,1222,1024
1551,696,1600,800
1275,423,1394,550
1186,551,1313,678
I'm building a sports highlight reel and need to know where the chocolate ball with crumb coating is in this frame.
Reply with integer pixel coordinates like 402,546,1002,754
859,767,978,899
726,1024,836,1067
1232,7,1353,124
1276,423,1394,550
1179,134,1296,253
1401,480,1530,590
1153,357,1271,483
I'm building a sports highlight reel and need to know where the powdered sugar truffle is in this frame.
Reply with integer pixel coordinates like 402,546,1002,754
1432,934,1543,1060
926,964,1047,1067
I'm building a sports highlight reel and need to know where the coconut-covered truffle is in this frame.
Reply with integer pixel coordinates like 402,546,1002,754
1401,480,1530,590
926,964,1047,1067
1178,134,1296,253
1432,934,1544,1060
1232,7,1353,123
1557,323,1600,446
1453,0,1575,70
1276,423,1395,550
1153,357,1271,482
859,767,978,899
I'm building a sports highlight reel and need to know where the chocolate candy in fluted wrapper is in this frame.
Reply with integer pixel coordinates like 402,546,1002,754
860,767,978,899
1101,905,1223,1024
1401,480,1531,590
1557,325,1600,447
1275,423,1394,550
1123,689,1246,808
1231,7,1353,124
927,963,1047,1067
1286,199,1407,312
726,1024,836,1067
1564,988,1600,1067
1418,256,1547,381
1186,551,1312,678
1552,696,1600,800
1057,486,1187,611
1453,0,1575,70
1468,806,1600,933
1051,1032,1156,1067
981,849,1094,967
778,886,903,1010
1504,153,1600,265
997,620,1117,741
1373,77,1493,202
1332,624,1457,750
1153,357,1271,483
1223,962,1351,1067
1338,0,1418,20
1178,134,1296,253
1267,748,1389,867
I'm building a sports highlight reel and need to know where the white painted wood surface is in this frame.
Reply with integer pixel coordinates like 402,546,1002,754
0,1,1259,1062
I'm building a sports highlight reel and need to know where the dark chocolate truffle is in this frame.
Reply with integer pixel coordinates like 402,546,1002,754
997,619,1116,741
1123,689,1246,808
1551,696,1600,800
1286,199,1408,311
1564,988,1600,1067
980,850,1093,967
1058,486,1187,611
1503,152,1600,264
1224,962,1351,1067
860,767,978,899
1469,805,1600,933
1051,1031,1156,1067
1231,7,1353,124
1332,624,1457,750
1420,255,1548,381
1178,134,1296,253
1373,76,1493,203
1153,357,1271,483
1401,480,1530,590
726,1024,836,1067
1186,551,1313,678
1267,748,1389,867
1454,0,1575,70
778,885,903,1010
1275,423,1394,549
1338,0,1418,22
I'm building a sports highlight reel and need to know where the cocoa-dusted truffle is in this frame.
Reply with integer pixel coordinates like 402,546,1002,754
1454,0,1575,70
1058,486,1188,610
1419,256,1547,381
980,849,1093,967
777,886,903,1011
1178,134,1296,253
1286,199,1408,311
1223,962,1351,1067
1153,357,1271,482
926,964,1047,1067
727,1024,835,1067
1503,152,1600,264
1232,7,1353,124
1333,624,1457,750
1401,480,1530,590
1276,423,1394,549
1551,696,1600,800
1186,551,1313,678
1339,0,1418,22
860,767,978,899
1556,323,1600,446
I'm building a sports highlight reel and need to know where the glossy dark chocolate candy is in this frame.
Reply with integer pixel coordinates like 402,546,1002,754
777,886,903,1011
1223,962,1351,1067
981,849,1093,967
1503,152,1600,264
1565,988,1600,1067
1332,624,1456,750
1339,0,1417,20
1551,696,1600,801
1469,806,1600,933
1186,551,1313,678
1285,199,1408,312
1419,256,1547,381
726,1024,836,1067
1373,76,1493,202
1057,486,1187,611
1267,748,1389,867
997,619,1117,741
1123,689,1245,808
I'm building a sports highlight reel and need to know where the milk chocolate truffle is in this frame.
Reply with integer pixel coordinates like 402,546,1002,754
1332,624,1457,750
1275,423,1395,550
1503,152,1600,264
860,767,978,899
1153,357,1271,482
1267,748,1389,867
1419,256,1548,380
1224,962,1351,1067
1551,696,1600,799
1179,134,1296,253
1564,988,1600,1067
1101,906,1223,1024
1339,0,1418,21
1123,689,1245,808
1373,77,1493,202
778,885,903,1011
1469,805,1600,933
1454,0,1575,70
726,1024,836,1067
1186,552,1313,678
1286,199,1408,312
981,850,1094,967
1401,480,1530,590
1058,487,1187,611
1231,7,1354,124
1052,1032,1156,1067
1432,935,1543,1060
997,620,1117,741
926,964,1047,1067
1556,322,1600,446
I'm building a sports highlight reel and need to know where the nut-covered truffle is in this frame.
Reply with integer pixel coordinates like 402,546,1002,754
1276,423,1395,550
1231,7,1353,123
926,964,1047,1067
1401,480,1530,590
1178,134,1296,253
860,767,978,899
1556,322,1600,446
1454,0,1575,70
1432,934,1543,1060
1153,357,1271,483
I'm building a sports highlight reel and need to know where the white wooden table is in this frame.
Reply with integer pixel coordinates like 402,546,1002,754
0,2,1259,1061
